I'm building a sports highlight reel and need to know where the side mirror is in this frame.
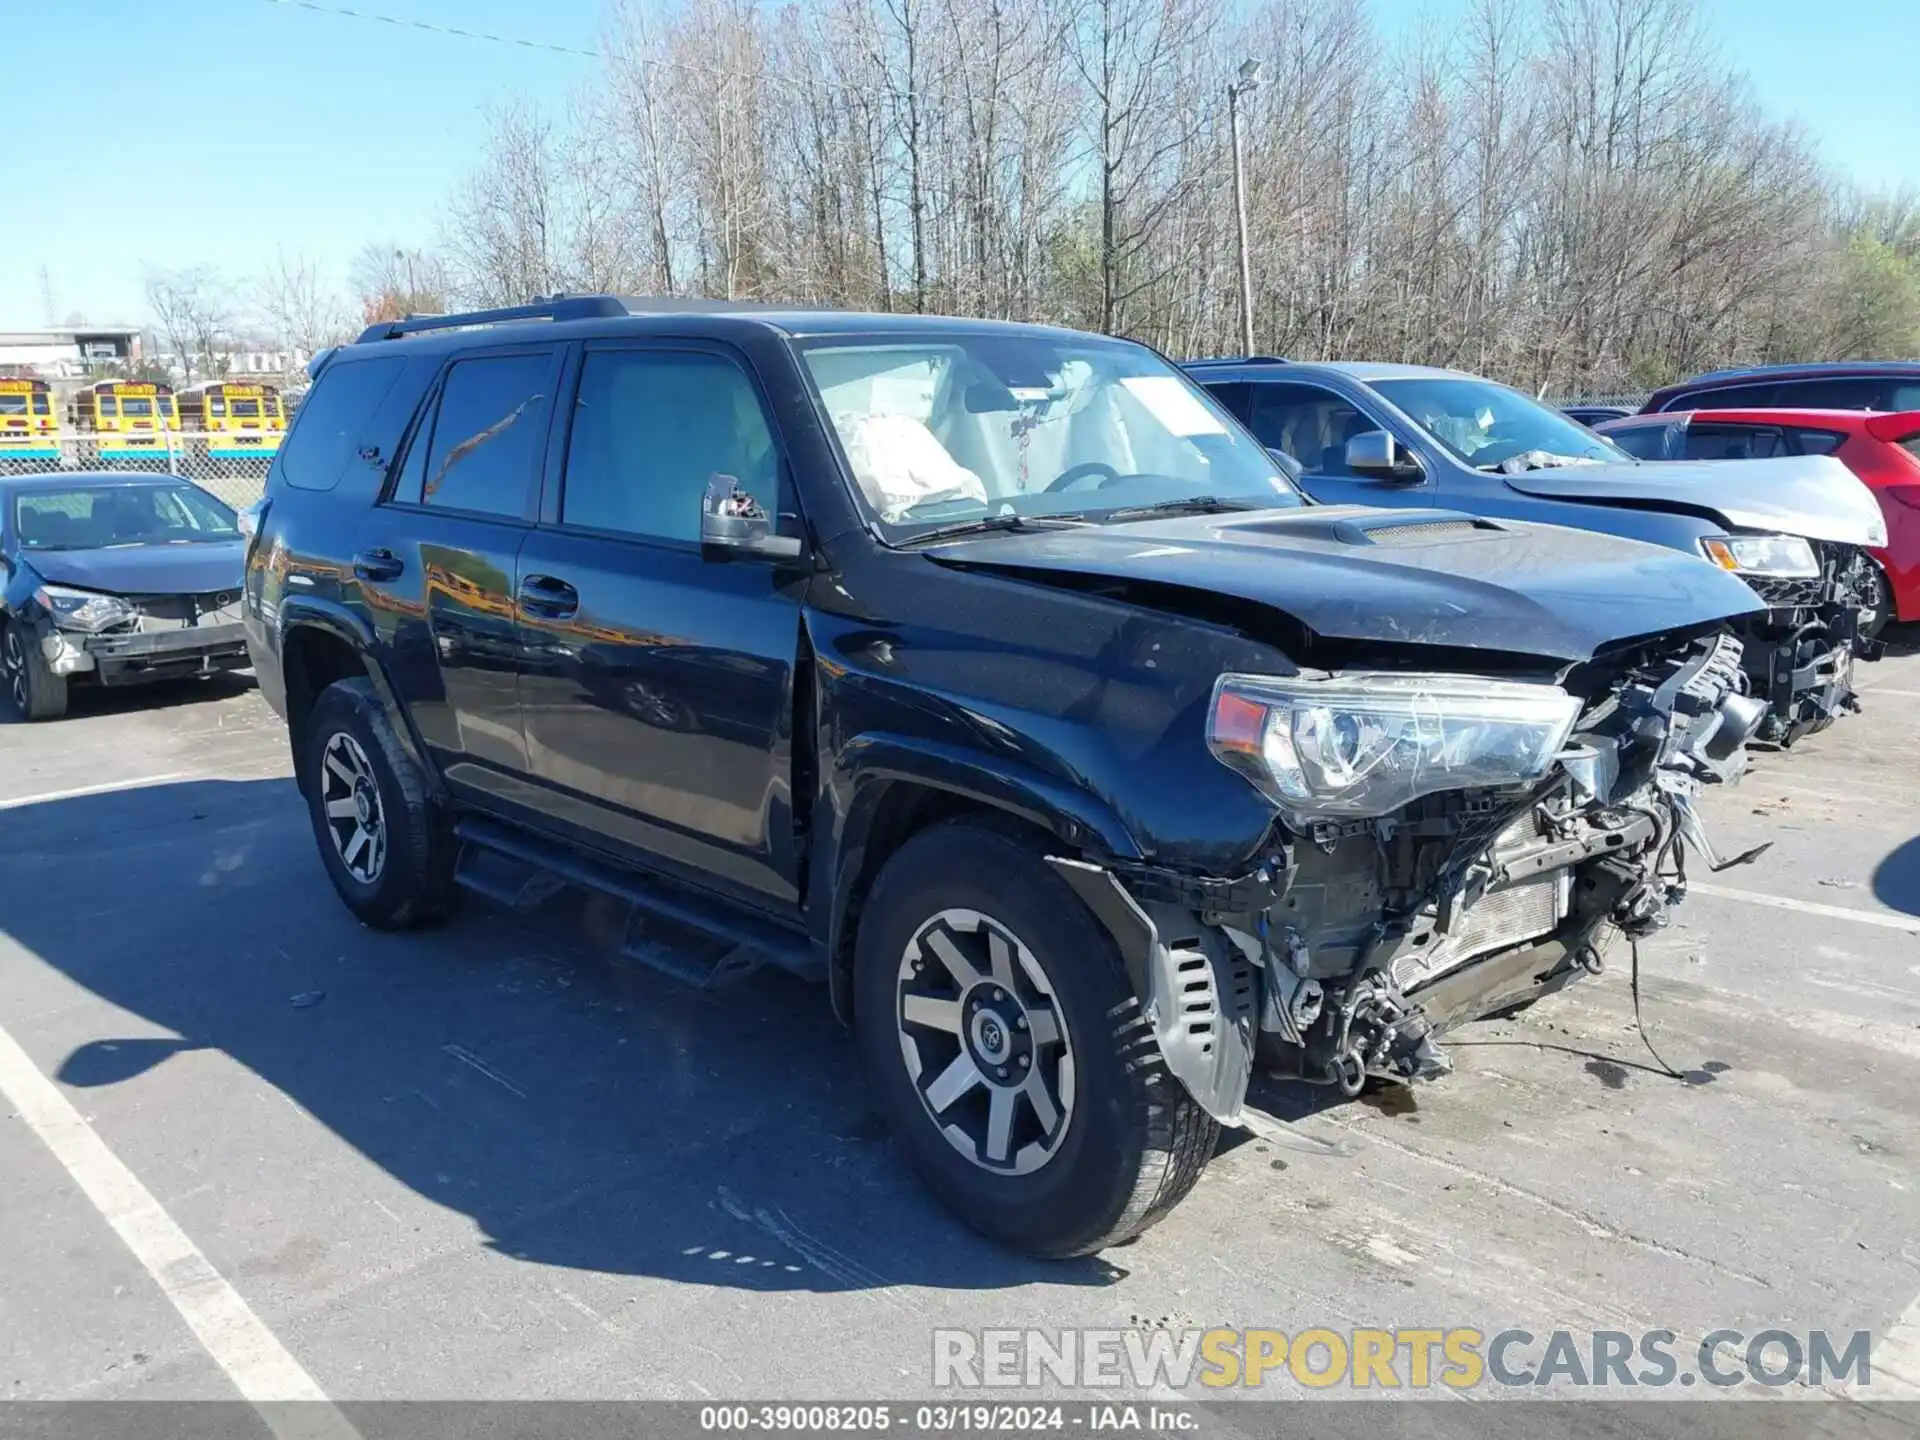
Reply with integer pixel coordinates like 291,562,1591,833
1345,429,1423,481
701,475,803,561
1264,446,1304,483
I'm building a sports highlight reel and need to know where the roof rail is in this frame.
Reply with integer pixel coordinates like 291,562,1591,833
355,294,630,344
1183,354,1289,367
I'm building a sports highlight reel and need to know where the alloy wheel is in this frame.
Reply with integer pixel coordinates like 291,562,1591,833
895,908,1075,1175
319,731,387,884
2,628,26,713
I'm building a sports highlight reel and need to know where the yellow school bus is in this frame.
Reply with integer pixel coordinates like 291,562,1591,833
177,380,286,461
68,380,177,465
0,377,60,462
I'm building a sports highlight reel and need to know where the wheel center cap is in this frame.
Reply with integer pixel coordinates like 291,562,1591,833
353,786,372,824
967,990,1027,1070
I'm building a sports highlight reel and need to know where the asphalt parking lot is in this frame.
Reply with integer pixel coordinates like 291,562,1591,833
1,651,1917,1429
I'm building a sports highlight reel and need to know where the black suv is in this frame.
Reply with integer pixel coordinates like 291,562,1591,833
245,297,1769,1255
1643,361,1920,415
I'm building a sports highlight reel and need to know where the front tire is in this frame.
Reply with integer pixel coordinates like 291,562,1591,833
854,819,1219,1257
303,678,457,928
1858,567,1894,641
2,620,69,721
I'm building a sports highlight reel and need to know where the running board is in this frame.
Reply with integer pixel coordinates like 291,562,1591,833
452,817,822,986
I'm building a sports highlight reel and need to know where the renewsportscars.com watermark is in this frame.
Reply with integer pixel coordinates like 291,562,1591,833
933,1327,1876,1391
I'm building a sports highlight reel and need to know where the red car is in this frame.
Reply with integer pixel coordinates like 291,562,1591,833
1596,408,1918,634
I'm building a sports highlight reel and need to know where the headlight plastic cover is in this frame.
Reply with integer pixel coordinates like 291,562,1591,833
1699,534,1819,578
34,584,138,632
1207,672,1582,818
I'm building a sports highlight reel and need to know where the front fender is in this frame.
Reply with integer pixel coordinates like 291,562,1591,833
1469,493,1721,555
818,732,1143,1022
275,597,440,799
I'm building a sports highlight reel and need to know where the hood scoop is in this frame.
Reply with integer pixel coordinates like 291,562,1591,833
1354,516,1502,547
1232,508,1507,549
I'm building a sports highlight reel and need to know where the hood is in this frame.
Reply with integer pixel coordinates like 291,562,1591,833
22,541,246,596
1504,455,1887,548
927,508,1764,663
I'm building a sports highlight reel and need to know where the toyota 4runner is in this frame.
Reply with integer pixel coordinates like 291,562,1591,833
244,297,1769,1256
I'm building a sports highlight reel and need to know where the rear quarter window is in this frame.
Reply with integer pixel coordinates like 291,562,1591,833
277,357,410,493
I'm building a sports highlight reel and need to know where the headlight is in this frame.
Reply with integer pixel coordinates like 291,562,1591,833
1699,534,1818,578
33,584,138,632
1207,673,1582,819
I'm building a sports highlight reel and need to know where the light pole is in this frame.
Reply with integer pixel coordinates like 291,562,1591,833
1227,58,1262,357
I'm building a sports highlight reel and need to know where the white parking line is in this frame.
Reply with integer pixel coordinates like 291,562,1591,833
0,773,195,811
0,1019,360,1440
1687,881,1920,935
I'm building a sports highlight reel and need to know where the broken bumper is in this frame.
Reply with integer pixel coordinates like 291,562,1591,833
43,622,251,685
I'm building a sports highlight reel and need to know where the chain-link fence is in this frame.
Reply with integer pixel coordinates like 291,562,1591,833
1545,391,1652,412
0,435,269,510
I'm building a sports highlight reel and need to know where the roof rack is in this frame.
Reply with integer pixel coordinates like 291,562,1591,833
354,293,785,345
356,295,629,344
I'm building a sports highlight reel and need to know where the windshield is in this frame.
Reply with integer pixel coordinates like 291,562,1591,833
798,334,1303,538
12,483,240,550
1372,377,1631,470
0,394,27,415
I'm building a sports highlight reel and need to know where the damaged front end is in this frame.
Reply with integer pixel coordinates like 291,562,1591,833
1051,632,1763,1126
1734,541,1883,745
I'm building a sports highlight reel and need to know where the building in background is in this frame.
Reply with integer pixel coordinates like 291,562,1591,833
0,325,144,380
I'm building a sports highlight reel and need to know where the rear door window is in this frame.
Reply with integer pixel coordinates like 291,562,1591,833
1682,423,1789,460
403,352,555,519
1601,424,1670,460
1674,381,1777,410
1771,377,1882,410
1242,383,1375,476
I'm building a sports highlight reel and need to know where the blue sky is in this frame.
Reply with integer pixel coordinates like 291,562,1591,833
4,0,1916,329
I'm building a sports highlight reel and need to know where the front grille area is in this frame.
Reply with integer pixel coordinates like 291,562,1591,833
1748,572,1824,608
134,590,242,623
1393,869,1567,990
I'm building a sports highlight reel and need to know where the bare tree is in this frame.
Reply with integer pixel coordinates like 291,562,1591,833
413,0,1896,392
143,266,236,384
349,242,449,324
257,247,348,360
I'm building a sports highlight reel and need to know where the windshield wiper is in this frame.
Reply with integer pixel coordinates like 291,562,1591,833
904,513,1084,545
1098,495,1266,522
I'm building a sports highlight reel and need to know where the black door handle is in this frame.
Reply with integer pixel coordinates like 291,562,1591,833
517,574,579,619
353,547,404,582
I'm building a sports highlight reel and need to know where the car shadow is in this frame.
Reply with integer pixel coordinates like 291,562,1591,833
1876,620,1920,657
1872,834,1920,918
0,670,256,725
0,777,1124,1295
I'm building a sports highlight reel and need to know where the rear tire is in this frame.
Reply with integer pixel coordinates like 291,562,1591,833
303,678,457,928
2,620,69,721
853,819,1219,1257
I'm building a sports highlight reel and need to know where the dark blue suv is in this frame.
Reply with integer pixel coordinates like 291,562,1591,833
1188,358,1888,743
1643,361,1920,415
